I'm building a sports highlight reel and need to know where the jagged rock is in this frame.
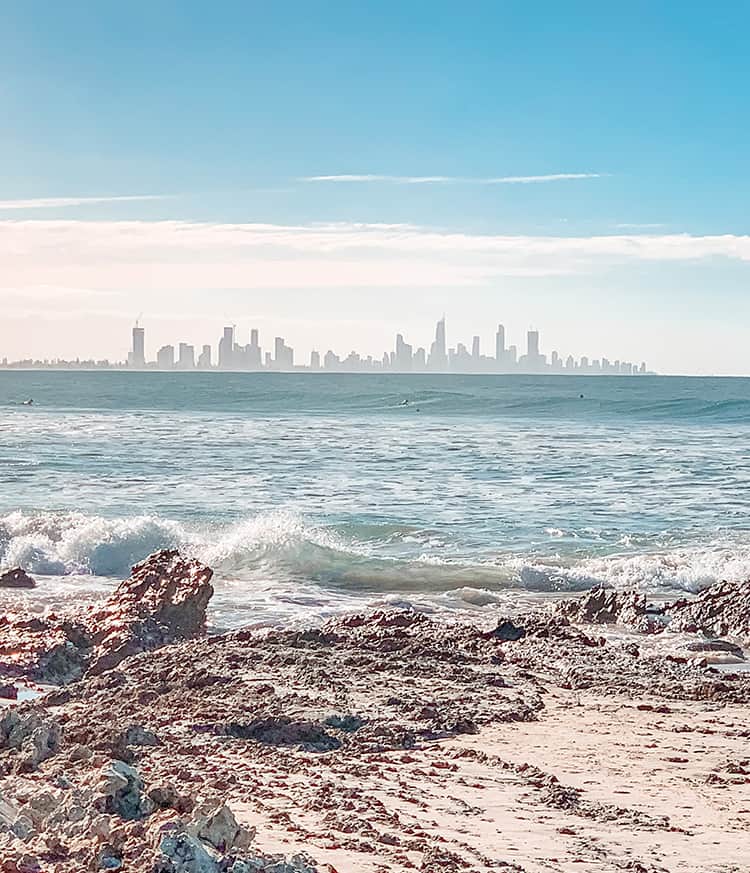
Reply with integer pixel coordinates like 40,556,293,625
186,802,254,853
0,569,36,590
86,550,214,676
558,585,664,633
98,760,153,820
154,829,221,873
668,579,750,639
0,551,213,685
0,711,61,770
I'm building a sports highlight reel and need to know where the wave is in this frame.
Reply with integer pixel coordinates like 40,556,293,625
1,510,748,600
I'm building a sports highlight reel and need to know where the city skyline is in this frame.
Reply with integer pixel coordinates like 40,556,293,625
1,317,648,375
3,4,750,374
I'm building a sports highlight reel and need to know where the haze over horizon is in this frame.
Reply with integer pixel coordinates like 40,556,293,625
2,2,750,375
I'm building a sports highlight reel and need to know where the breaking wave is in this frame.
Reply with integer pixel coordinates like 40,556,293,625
0,511,748,603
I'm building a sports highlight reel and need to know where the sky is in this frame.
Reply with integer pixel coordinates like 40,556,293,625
1,1,750,374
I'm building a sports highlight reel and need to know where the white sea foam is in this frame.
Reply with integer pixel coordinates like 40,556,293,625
2,510,749,617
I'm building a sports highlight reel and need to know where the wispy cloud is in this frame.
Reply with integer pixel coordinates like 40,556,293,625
302,173,604,185
0,195,168,210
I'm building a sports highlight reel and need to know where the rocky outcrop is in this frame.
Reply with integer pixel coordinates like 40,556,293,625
0,551,214,684
85,550,214,676
557,585,666,633
667,579,750,639
0,568,36,589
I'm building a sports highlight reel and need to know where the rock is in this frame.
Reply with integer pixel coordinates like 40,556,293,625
685,639,745,659
324,714,364,732
0,710,61,770
186,802,254,853
154,829,221,873
222,718,340,752
98,760,153,820
0,684,18,700
121,724,161,747
668,579,750,639
0,569,36,589
86,550,214,676
490,619,526,642
0,550,214,686
558,585,664,632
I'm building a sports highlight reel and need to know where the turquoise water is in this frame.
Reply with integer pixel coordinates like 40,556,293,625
1,371,749,628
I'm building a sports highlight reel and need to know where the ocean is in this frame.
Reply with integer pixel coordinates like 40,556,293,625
1,370,749,630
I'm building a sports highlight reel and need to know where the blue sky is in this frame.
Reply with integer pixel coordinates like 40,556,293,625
2,1,750,372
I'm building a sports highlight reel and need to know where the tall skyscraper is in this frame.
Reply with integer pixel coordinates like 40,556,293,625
428,317,447,371
527,330,540,359
471,335,480,360
395,334,413,370
495,324,505,367
218,327,234,369
130,326,145,368
273,336,294,370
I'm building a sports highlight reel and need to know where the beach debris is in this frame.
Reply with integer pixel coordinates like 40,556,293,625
0,569,36,590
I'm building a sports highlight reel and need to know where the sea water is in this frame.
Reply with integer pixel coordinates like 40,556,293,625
1,371,749,630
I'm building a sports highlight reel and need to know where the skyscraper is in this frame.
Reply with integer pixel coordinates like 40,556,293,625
197,345,212,369
156,344,174,369
178,342,195,369
527,330,540,359
495,324,505,368
471,335,480,360
395,334,413,370
130,326,145,368
218,327,234,369
428,317,447,371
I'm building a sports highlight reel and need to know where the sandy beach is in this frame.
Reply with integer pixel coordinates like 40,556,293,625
0,552,748,872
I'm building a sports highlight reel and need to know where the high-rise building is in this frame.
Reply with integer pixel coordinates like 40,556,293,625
495,324,505,367
197,345,212,369
178,343,195,369
218,327,234,369
471,336,480,360
394,334,413,370
310,350,321,370
156,345,174,369
527,330,540,359
273,336,294,370
428,317,447,371
129,326,145,368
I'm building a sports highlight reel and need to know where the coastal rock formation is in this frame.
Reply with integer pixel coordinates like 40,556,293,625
0,569,36,589
557,584,665,633
84,550,214,676
0,551,213,684
668,578,750,639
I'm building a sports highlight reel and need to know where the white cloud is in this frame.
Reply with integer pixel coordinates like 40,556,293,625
302,173,603,185
0,195,168,210
1,220,750,298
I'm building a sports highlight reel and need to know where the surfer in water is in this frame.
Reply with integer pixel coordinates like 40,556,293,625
21,398,34,406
